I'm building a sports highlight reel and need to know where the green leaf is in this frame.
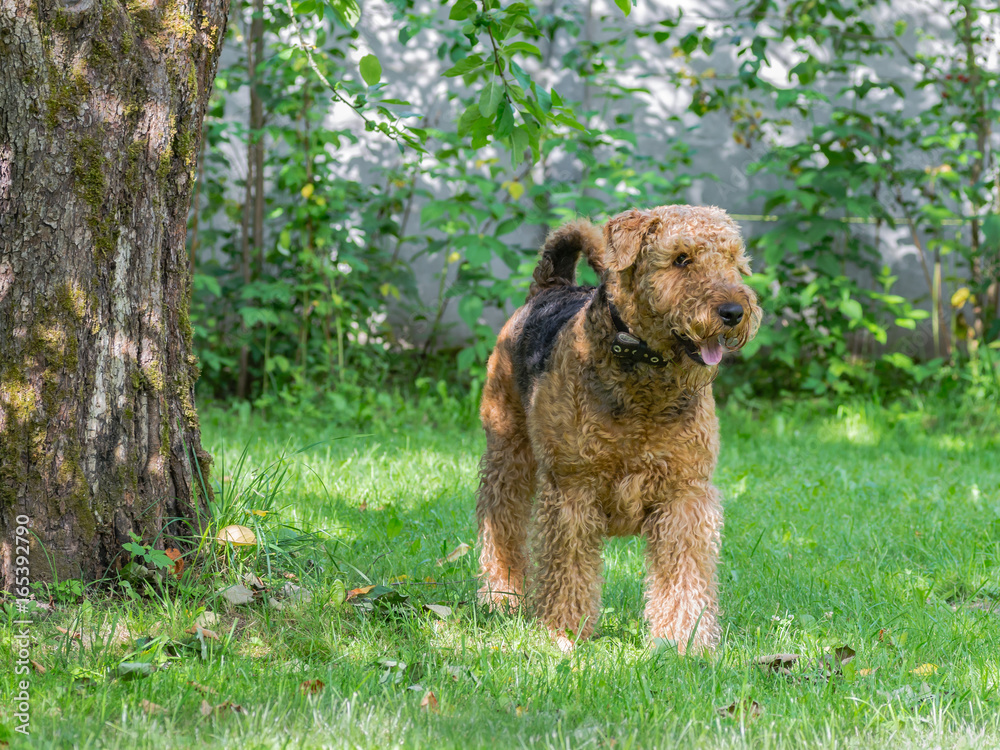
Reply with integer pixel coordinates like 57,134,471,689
448,0,476,20
776,89,798,109
509,60,531,91
444,53,485,77
534,84,551,113
457,348,476,371
458,295,484,328
359,54,382,86
614,0,632,16
479,78,503,118
982,214,1000,246
421,200,450,225
466,242,492,266
495,101,514,139
118,662,156,680
503,41,542,57
511,126,529,158
839,298,863,321
330,579,347,605
147,549,174,570
385,516,403,540
329,0,360,27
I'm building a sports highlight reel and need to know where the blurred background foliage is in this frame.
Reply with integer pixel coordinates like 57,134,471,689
186,0,999,422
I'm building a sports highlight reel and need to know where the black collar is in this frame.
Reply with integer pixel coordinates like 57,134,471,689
606,298,669,368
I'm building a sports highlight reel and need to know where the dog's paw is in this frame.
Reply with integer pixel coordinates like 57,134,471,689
551,630,576,654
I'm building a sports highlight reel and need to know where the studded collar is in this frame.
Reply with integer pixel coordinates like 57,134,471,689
606,298,669,368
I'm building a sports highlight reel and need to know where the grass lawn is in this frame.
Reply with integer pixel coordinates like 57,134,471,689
3,400,1000,748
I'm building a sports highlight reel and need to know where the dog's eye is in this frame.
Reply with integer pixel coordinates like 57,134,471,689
674,254,691,268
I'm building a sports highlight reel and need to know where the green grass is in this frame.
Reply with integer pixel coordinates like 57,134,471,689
4,400,1000,749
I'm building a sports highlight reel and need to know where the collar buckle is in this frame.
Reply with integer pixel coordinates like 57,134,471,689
607,299,668,367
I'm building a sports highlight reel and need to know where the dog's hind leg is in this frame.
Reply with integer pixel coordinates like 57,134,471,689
476,377,536,610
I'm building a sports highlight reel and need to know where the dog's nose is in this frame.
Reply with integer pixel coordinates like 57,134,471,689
717,303,744,327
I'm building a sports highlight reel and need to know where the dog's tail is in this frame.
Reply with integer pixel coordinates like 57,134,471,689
528,220,606,299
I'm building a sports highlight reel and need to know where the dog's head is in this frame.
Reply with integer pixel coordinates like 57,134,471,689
603,205,761,367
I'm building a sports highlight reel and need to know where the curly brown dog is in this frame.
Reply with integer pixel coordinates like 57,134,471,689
475,205,761,654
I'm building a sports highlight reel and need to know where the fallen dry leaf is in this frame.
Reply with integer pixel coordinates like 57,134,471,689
220,583,256,606
279,582,312,605
188,681,217,695
424,603,452,619
195,611,219,628
345,585,375,601
437,543,471,566
30,659,46,674
857,668,876,677
140,699,166,715
833,645,856,666
757,653,800,674
283,572,298,581
718,698,763,720
55,626,81,640
164,548,184,578
420,690,439,712
911,663,938,677
186,624,220,641
216,524,256,546
201,699,246,716
300,679,325,695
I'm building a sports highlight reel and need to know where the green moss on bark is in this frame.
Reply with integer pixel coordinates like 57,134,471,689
73,136,119,262
91,0,133,68
45,64,90,130
160,412,171,456
127,0,163,37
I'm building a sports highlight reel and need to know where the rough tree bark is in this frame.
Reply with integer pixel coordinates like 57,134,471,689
0,0,229,587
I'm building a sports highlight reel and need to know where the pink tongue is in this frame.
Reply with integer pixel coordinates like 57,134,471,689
699,341,724,366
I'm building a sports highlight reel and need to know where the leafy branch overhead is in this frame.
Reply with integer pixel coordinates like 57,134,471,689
281,0,599,162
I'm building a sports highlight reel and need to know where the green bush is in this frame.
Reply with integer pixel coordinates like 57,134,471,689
187,0,999,406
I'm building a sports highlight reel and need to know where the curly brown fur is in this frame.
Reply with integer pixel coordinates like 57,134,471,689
476,205,761,654
529,219,605,299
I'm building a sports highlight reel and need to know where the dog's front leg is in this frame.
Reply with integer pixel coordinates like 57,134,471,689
532,472,606,652
642,481,722,654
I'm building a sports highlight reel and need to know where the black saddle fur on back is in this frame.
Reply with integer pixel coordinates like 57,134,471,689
513,285,595,398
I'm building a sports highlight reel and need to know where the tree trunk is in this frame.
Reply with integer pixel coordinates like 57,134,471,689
0,0,229,587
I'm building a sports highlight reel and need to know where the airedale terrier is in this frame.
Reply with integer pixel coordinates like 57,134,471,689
475,205,761,653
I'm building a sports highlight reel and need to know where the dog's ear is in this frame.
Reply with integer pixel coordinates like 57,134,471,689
603,209,660,272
